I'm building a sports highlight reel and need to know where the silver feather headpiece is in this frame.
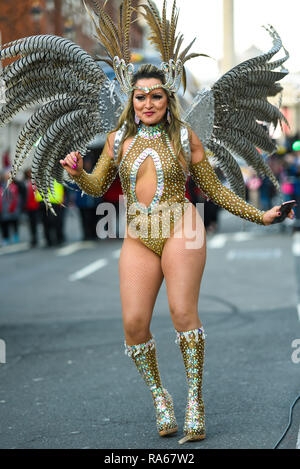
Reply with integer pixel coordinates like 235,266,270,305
113,56,184,95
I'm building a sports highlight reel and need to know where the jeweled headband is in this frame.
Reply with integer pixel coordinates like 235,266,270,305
133,84,165,94
84,0,208,96
113,57,183,95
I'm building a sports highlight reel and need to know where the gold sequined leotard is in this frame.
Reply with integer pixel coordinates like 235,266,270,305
118,123,192,256
72,123,265,257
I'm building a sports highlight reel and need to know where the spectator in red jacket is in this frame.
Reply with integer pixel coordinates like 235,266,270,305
103,175,123,238
24,169,40,247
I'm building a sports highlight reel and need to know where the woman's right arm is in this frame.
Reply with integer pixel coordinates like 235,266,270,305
60,132,118,197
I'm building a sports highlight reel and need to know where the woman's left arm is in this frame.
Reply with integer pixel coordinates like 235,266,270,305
188,130,294,226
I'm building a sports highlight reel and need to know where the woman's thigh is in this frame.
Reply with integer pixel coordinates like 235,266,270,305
119,229,164,342
161,203,207,320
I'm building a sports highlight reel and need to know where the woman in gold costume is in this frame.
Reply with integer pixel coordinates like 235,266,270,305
60,61,294,442
1,0,295,445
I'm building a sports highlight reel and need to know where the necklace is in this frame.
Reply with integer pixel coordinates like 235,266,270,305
137,122,165,140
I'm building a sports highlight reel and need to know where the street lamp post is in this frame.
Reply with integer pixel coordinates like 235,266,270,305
0,31,6,105
30,0,43,35
54,0,63,36
222,0,235,74
64,18,75,41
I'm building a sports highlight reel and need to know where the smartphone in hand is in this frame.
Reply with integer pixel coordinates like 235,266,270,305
271,200,297,224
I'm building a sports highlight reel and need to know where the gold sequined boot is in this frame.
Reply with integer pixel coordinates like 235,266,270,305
176,327,206,444
125,336,178,437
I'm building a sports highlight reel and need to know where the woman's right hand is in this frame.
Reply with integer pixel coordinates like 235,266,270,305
59,151,83,177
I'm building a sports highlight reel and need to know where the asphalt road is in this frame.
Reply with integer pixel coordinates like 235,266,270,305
0,207,299,450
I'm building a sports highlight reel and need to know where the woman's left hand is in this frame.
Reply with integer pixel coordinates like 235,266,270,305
262,205,295,226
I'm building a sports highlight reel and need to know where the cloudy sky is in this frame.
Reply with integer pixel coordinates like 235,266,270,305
153,0,299,83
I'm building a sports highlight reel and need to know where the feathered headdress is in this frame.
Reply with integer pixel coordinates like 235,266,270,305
140,0,209,92
83,0,133,67
83,0,208,95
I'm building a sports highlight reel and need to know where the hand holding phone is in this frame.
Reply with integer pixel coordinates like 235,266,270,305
271,200,297,224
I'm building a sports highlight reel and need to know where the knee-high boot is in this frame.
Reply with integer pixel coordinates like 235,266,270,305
125,336,178,437
175,327,206,444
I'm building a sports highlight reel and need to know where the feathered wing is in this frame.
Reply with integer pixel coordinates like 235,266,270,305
0,34,124,214
184,25,289,199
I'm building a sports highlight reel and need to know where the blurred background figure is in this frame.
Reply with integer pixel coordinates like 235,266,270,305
259,176,274,212
103,175,123,239
259,152,283,211
282,151,300,231
35,180,66,247
23,168,40,247
246,168,262,209
74,157,102,241
0,168,23,246
186,171,220,234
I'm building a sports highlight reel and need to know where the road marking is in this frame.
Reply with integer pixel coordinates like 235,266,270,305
207,231,260,249
232,232,256,242
112,249,121,259
292,240,300,257
69,258,108,282
297,425,300,449
207,234,227,249
56,241,97,257
227,248,282,261
0,242,30,255
297,305,300,322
